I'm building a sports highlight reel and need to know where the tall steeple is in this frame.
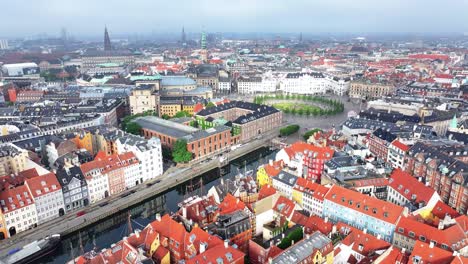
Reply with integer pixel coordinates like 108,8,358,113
181,26,186,43
201,30,207,50
299,32,303,42
104,26,112,51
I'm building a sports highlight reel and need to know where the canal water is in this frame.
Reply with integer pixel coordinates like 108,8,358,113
39,147,276,264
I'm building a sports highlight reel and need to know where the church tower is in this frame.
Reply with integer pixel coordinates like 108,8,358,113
104,26,112,51
200,30,208,62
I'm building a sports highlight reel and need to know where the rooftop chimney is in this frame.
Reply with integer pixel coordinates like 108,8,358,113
224,240,229,249
429,241,435,248
156,213,161,221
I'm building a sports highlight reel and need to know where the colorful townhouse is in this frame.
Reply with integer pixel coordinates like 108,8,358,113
323,185,407,242
275,141,334,183
256,160,284,188
80,152,139,203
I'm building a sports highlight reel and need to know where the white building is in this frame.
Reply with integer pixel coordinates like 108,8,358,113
116,135,163,187
237,75,277,94
81,167,110,204
0,39,9,50
279,72,350,95
0,185,37,237
387,140,409,169
25,172,65,224
302,185,329,217
271,171,297,199
218,78,231,92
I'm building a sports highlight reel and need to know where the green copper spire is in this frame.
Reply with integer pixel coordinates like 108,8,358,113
201,30,207,49
449,114,458,129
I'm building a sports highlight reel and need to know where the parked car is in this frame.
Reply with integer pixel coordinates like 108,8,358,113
76,211,86,217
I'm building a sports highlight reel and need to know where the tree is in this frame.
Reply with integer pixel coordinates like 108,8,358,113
206,102,216,108
161,114,170,120
173,111,191,118
280,124,300,136
172,139,192,163
125,122,142,135
278,227,303,249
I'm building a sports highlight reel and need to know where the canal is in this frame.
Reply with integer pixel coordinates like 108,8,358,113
39,147,276,264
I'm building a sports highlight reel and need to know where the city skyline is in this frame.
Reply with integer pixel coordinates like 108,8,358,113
2,0,468,38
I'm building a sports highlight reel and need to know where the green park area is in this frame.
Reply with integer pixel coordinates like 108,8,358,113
254,94,344,116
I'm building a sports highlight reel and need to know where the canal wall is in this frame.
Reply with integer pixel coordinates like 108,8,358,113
0,132,277,257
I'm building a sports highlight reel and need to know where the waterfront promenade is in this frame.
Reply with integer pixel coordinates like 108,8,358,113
0,130,278,257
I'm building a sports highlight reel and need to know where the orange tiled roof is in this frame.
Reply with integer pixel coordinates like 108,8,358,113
337,223,391,256
391,140,410,152
284,141,334,160
25,172,61,198
218,194,245,215
396,216,468,252
388,169,435,204
273,196,296,218
0,185,34,212
409,241,454,264
80,152,139,178
258,185,277,200
325,185,404,224
264,160,284,177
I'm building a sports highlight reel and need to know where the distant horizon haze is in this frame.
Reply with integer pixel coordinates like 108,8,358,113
2,0,467,38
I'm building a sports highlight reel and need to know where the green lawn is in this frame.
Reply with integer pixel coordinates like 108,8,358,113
272,103,321,112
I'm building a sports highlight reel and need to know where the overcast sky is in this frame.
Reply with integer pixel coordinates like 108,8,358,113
3,0,468,37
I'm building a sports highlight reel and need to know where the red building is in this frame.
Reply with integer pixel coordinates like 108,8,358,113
276,141,334,183
368,128,397,162
405,142,468,215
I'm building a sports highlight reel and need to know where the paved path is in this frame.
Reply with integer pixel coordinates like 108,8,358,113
0,130,279,258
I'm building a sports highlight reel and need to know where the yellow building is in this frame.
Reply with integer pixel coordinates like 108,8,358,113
0,210,7,240
160,103,182,117
182,104,195,116
256,160,284,188
0,144,28,176
72,132,94,155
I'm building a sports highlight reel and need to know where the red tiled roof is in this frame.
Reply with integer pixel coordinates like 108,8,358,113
409,241,454,264
284,141,334,160
388,169,435,204
337,223,391,256
258,185,277,200
218,194,245,215
351,178,389,188
185,243,245,264
291,211,333,235
408,54,450,61
375,247,409,264
312,184,329,201
25,172,61,198
148,214,186,244
80,152,139,177
0,185,34,212
391,140,410,152
325,185,404,224
435,73,454,79
193,103,204,114
273,196,296,218
396,216,468,252
264,160,284,177
431,200,460,219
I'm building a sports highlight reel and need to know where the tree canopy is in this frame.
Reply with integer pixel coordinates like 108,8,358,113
280,124,300,136
125,122,142,135
172,139,192,163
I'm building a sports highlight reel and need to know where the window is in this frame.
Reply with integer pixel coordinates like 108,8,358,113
408,231,415,238
419,235,426,242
